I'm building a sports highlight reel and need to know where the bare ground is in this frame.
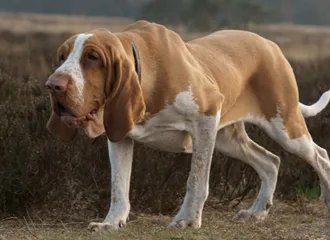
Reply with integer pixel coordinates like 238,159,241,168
1,199,330,240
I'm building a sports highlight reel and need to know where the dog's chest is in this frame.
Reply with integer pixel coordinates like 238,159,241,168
127,89,199,153
128,107,193,153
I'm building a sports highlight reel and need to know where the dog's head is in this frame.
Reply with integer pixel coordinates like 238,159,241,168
46,29,145,143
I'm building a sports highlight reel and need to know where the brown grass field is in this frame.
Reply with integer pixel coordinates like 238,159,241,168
1,201,330,240
0,12,330,239
3,12,330,61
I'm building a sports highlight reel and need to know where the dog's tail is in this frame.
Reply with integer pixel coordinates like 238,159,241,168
300,90,330,118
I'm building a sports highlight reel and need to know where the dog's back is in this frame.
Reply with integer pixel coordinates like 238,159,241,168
185,30,298,124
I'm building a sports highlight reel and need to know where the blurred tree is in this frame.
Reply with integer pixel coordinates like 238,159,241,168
0,0,140,17
139,0,189,25
257,0,330,25
184,0,224,31
0,0,330,26
139,0,269,31
224,0,269,28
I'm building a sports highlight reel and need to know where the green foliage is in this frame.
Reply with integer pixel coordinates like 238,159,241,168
296,185,320,200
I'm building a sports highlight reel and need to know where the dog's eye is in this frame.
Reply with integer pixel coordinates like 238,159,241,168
58,54,66,64
87,52,99,61
60,54,65,61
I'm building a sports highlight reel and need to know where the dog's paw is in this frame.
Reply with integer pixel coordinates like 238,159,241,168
168,219,201,229
87,221,126,232
233,209,268,222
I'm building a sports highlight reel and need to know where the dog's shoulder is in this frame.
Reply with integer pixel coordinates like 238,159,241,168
121,20,184,44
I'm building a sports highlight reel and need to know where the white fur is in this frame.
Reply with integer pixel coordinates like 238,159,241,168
131,87,221,228
174,86,200,117
128,87,200,152
300,90,330,118
239,107,330,218
274,133,330,213
215,125,280,221
55,33,93,105
213,105,330,220
242,107,309,155
88,138,134,231
169,113,220,228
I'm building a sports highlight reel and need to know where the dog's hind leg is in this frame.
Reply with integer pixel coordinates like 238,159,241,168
215,122,280,221
254,107,330,214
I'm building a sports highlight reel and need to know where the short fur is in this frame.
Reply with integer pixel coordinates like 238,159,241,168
45,21,330,231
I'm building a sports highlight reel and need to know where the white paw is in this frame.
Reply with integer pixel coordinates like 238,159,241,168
233,209,268,221
168,219,201,229
87,221,126,232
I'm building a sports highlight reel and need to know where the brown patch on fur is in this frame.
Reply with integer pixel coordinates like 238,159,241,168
97,31,146,142
284,107,311,139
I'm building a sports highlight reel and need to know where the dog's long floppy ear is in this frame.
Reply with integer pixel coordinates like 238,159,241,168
103,45,146,143
47,99,77,143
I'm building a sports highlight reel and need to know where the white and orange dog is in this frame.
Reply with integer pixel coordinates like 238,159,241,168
46,21,330,231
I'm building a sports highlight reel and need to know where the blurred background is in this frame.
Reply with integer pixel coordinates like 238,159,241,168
2,0,330,26
0,0,329,227
1,0,330,60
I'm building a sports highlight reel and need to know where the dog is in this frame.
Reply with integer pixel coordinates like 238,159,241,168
45,20,330,231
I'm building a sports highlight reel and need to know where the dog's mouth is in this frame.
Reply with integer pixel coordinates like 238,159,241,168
55,101,99,128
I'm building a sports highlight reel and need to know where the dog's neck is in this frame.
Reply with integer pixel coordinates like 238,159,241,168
132,42,141,83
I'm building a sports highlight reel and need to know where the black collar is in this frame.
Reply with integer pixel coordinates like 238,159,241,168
132,42,141,82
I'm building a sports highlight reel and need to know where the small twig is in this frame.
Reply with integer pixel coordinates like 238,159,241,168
17,217,39,240
0,217,19,222
25,210,36,229
91,165,100,193
60,220,69,232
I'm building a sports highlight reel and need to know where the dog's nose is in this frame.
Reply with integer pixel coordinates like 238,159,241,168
46,77,68,93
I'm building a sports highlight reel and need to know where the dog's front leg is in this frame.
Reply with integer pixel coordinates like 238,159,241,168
169,115,219,229
88,138,134,231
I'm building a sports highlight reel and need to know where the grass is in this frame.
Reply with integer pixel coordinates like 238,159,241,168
0,12,133,34
1,200,330,240
297,185,321,200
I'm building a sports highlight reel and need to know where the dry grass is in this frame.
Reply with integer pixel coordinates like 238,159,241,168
1,200,330,240
1,12,330,60
0,12,133,34
248,23,330,61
